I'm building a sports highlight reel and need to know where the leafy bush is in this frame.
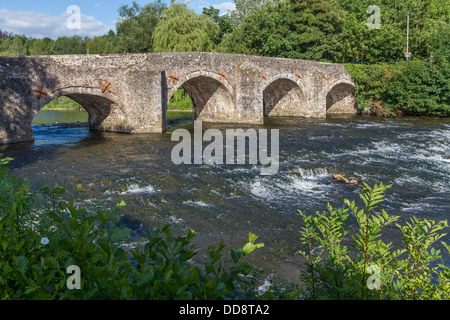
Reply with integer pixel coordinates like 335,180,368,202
1,156,449,300
0,156,296,300
297,182,449,300
345,61,449,116
343,63,392,115
385,61,449,116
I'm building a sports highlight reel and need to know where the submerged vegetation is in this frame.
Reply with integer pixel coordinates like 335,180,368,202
1,156,448,300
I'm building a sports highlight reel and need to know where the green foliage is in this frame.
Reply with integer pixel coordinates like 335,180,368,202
0,157,299,300
86,31,121,54
115,1,167,53
219,1,294,57
0,0,448,65
42,96,83,110
222,0,345,61
1,157,448,300
334,0,450,64
153,3,219,53
50,36,87,55
385,61,449,115
345,61,449,116
202,6,233,45
297,182,449,300
343,63,392,114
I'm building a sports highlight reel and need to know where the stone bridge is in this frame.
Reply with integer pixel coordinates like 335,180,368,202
0,52,356,145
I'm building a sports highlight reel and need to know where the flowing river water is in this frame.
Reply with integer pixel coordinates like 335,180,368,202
1,110,449,285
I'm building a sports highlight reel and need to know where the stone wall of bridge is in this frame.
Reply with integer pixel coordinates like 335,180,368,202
0,52,356,145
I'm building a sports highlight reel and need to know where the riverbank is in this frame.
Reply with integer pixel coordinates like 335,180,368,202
34,121,88,128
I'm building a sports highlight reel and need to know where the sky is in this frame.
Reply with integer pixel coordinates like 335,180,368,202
0,0,236,39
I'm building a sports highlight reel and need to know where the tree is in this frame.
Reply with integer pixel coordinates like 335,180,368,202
221,1,294,56
86,31,120,54
0,29,13,40
29,38,53,55
50,36,87,55
115,0,167,53
223,0,345,62
153,3,219,52
228,0,276,28
335,0,450,64
202,6,233,45
10,36,27,56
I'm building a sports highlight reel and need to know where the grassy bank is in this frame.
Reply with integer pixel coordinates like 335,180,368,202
167,98,193,111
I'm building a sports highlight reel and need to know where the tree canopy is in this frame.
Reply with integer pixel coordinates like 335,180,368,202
0,0,448,64
153,3,219,52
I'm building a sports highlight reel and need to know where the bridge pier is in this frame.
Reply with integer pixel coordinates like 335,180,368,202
233,61,264,124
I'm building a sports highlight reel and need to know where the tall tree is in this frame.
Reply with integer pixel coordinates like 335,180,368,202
223,0,345,62
10,36,28,56
115,0,167,53
153,2,219,52
336,0,450,63
29,38,53,55
50,36,87,55
228,0,276,27
202,6,233,44
86,31,120,54
0,29,13,40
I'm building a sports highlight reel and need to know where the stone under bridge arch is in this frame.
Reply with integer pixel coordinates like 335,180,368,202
263,74,309,117
325,79,357,115
166,70,237,123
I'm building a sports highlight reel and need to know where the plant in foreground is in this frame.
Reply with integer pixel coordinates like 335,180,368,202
297,182,449,300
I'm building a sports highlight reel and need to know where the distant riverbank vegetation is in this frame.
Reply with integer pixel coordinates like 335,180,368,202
1,0,448,116
1,156,449,299
41,91,193,111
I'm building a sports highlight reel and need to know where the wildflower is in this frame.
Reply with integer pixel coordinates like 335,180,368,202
41,237,49,245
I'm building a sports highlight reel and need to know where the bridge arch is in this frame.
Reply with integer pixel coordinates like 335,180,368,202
262,73,309,117
32,86,124,131
325,79,357,115
167,70,236,122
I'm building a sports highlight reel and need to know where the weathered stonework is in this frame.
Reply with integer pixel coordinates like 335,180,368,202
0,52,356,145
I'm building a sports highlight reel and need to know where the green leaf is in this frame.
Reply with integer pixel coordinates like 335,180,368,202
110,226,131,243
231,248,242,263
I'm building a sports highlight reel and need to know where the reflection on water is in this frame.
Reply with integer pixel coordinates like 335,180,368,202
2,111,450,283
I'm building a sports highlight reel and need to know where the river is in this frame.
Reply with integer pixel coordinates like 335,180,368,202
1,110,449,284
